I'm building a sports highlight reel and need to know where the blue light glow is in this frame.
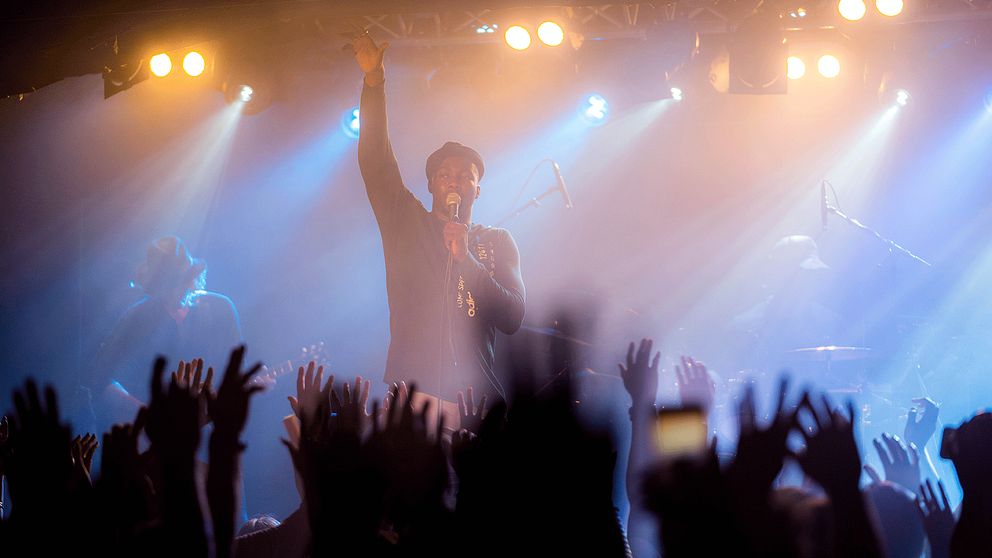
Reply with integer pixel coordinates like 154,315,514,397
342,107,360,139
581,94,609,125
985,89,992,114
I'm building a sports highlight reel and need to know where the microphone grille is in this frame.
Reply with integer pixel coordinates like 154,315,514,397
445,192,462,206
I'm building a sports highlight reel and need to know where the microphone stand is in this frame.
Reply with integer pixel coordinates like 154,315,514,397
496,185,568,227
497,158,571,227
823,186,931,268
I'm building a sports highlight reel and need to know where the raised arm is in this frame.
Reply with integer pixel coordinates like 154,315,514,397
458,229,525,334
354,34,423,233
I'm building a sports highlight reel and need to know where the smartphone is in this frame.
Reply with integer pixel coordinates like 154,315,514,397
655,406,708,459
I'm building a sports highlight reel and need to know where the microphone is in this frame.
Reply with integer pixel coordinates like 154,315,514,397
820,180,828,231
551,161,574,209
446,192,462,222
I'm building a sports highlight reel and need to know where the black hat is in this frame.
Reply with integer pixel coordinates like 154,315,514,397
425,141,485,182
134,236,206,295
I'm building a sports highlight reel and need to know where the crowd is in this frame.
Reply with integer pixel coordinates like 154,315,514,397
1,337,991,558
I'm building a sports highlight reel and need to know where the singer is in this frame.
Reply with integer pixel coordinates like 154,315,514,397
353,33,525,421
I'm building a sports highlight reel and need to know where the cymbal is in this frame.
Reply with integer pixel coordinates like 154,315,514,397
519,325,593,347
787,345,873,362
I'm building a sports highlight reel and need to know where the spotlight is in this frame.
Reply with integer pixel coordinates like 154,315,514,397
789,7,808,18
238,85,254,103
342,107,360,138
838,0,867,20
537,21,565,47
876,0,904,16
183,51,206,77
504,25,532,50
580,94,609,124
894,88,911,106
670,87,684,101
787,56,806,80
475,24,498,34
149,53,172,77
817,54,841,78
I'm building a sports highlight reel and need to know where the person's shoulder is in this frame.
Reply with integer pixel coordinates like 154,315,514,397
190,290,237,311
471,224,516,244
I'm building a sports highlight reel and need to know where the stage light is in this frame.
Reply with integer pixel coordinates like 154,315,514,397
670,87,684,101
475,24,497,34
504,25,532,50
876,0,904,16
342,107,361,138
787,56,806,80
838,0,867,20
581,94,609,124
894,89,911,106
150,53,172,77
789,7,808,18
818,54,841,78
183,51,206,77
537,21,565,47
238,85,254,103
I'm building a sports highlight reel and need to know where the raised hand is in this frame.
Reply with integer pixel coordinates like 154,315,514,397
172,358,214,427
675,356,716,410
146,357,202,462
207,346,263,439
619,339,660,410
352,31,388,82
729,377,795,495
795,392,862,494
904,397,939,449
797,392,883,557
864,433,921,493
917,479,954,558
97,408,152,545
6,380,74,521
70,433,99,487
207,346,263,558
457,386,488,435
288,361,327,419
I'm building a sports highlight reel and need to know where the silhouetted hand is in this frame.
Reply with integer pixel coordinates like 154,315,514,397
70,432,99,487
619,339,660,410
146,357,208,556
98,408,146,497
371,383,448,521
457,386,487,435
729,377,795,495
795,392,861,495
6,380,74,521
146,357,201,462
285,373,382,556
208,346,263,439
173,358,214,427
797,392,883,557
97,408,153,547
864,433,921,493
916,479,954,558
207,346,262,558
675,356,715,410
287,360,326,420
904,397,939,450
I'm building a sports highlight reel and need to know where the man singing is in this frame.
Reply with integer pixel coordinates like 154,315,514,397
353,33,525,424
